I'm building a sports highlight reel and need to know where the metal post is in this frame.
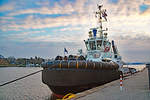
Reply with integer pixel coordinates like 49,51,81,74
120,74,123,91
146,63,150,90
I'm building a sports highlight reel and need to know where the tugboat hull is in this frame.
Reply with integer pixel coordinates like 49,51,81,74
42,67,121,95
41,3,123,97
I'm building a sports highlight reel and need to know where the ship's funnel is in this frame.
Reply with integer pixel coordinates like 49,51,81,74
93,29,97,37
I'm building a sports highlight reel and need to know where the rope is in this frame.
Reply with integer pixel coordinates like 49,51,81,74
62,93,76,100
0,69,43,87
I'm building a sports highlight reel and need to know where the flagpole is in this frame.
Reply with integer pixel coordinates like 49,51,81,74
64,48,68,57
64,48,65,57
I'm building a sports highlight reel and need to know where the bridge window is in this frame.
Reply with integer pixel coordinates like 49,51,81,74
89,41,96,50
85,41,90,50
97,40,102,50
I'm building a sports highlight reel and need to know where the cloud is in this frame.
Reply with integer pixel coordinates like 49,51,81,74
0,0,92,31
144,0,150,5
1,0,150,43
6,30,46,41
5,25,89,43
108,0,119,4
141,7,150,15
1,14,89,31
23,35,51,42
7,0,90,16
7,0,77,16
26,0,150,17
35,1,50,6
112,35,150,62
103,0,150,16
0,16,14,20
0,2,15,12
0,41,83,58
0,0,150,61
10,32,83,43
59,26,81,31
2,0,149,30
8,5,74,16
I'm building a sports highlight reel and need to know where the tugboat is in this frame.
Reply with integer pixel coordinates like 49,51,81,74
42,4,123,97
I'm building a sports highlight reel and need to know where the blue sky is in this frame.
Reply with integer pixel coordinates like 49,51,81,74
0,0,150,62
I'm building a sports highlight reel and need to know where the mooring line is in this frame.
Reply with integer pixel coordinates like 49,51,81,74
0,69,43,87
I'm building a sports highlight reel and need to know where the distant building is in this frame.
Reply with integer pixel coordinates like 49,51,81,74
0,54,4,59
8,56,16,64
26,64,35,67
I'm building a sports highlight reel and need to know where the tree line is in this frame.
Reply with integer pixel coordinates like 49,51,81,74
0,55,45,67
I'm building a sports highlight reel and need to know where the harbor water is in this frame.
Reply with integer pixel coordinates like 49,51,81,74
0,67,52,100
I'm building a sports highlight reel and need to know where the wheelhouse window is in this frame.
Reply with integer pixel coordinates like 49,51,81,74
97,40,102,50
103,41,106,47
89,41,96,50
85,41,90,50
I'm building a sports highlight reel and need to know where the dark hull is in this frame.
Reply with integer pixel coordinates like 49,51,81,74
42,68,121,95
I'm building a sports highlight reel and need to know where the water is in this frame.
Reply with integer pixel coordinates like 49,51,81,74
0,67,52,100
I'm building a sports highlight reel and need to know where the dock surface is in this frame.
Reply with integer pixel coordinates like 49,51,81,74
73,69,150,100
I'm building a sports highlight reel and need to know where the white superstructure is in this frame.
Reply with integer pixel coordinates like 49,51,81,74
84,5,123,69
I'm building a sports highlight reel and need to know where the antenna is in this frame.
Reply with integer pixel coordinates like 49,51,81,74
95,3,108,37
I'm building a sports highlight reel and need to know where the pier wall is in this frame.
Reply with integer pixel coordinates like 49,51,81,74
72,67,150,100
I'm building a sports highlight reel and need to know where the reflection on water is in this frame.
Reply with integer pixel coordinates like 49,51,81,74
0,67,52,100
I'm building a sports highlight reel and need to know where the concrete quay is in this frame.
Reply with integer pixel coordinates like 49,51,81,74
72,69,150,100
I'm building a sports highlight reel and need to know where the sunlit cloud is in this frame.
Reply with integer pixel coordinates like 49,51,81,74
0,2,15,12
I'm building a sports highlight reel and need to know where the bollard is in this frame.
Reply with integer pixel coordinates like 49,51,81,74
120,74,123,91
146,63,150,90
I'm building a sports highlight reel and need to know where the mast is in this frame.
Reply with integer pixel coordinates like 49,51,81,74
95,5,107,37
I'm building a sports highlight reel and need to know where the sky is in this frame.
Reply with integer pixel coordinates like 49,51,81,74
0,0,150,62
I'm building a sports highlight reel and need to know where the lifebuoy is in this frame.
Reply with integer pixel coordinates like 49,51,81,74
104,47,110,52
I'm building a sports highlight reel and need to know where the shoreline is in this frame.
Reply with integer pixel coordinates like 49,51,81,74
0,65,41,67
0,65,18,67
